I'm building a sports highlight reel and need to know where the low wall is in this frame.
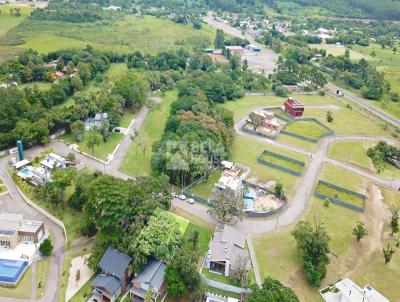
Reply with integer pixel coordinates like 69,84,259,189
281,117,334,143
314,180,366,213
200,273,251,294
257,150,305,176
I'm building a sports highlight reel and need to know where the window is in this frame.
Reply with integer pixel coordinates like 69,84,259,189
0,240,10,248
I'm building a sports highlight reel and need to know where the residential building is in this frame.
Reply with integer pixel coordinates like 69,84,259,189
284,97,304,117
90,247,132,302
0,213,45,249
320,278,389,302
213,171,243,201
130,260,166,302
85,112,109,130
205,225,248,277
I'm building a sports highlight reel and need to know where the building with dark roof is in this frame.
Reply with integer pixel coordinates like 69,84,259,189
130,260,166,302
90,247,132,302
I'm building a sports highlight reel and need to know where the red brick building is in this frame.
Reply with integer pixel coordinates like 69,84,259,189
284,97,304,117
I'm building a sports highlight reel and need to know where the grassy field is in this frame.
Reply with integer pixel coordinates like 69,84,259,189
315,182,365,208
170,206,214,261
189,170,222,200
2,15,214,57
61,131,124,161
68,276,95,302
261,151,305,174
309,44,373,61
282,119,331,141
328,141,400,179
230,135,302,198
202,268,241,287
304,106,388,136
0,267,32,299
36,259,50,299
219,94,341,122
120,90,177,176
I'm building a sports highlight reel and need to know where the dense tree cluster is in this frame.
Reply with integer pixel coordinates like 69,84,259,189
367,141,400,172
151,78,235,185
245,277,299,302
322,55,389,99
292,221,330,287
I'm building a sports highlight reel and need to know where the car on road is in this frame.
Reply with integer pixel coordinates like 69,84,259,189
187,198,195,204
178,194,186,200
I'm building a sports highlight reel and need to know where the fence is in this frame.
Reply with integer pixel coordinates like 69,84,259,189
281,117,335,143
314,180,366,212
257,150,305,176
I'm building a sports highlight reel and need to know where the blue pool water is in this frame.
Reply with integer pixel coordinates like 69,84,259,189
19,167,32,178
0,259,29,284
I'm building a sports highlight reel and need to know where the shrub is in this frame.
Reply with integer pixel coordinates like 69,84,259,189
39,238,53,256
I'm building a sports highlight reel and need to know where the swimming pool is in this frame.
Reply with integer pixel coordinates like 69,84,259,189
19,167,32,178
0,259,29,285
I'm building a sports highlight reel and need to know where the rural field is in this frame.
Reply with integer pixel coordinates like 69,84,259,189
120,90,177,176
0,13,214,59
253,162,400,301
309,43,373,61
328,141,400,179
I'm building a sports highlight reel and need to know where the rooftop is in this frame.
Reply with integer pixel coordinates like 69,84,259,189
215,172,242,192
285,97,303,108
91,274,121,296
320,278,389,302
133,260,166,291
0,212,43,234
207,225,246,263
99,247,131,280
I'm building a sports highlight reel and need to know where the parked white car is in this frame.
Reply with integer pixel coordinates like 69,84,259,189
187,198,195,204
178,194,186,200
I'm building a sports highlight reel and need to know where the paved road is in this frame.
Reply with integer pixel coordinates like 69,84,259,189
326,82,400,127
0,165,65,302
205,11,400,128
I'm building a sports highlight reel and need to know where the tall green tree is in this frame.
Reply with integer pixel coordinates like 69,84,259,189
245,277,299,302
292,221,330,287
86,131,101,155
209,188,244,224
214,29,225,49
352,221,368,241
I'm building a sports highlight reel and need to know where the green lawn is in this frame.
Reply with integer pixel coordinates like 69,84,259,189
309,44,373,61
261,151,304,174
36,259,50,299
170,207,214,257
169,212,190,235
0,267,32,299
7,15,214,55
68,276,95,302
61,131,124,161
320,163,364,192
219,94,341,123
230,135,301,199
18,82,53,91
304,107,388,136
328,141,400,179
315,182,365,208
119,109,136,128
202,268,241,287
282,119,331,141
12,170,85,243
120,90,177,176
189,170,222,200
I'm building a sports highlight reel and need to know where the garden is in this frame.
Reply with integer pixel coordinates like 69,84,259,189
259,150,305,175
315,181,366,210
281,119,333,142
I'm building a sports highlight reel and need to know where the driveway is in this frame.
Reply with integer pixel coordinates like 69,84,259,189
0,165,65,302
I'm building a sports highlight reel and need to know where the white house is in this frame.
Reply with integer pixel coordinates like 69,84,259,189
320,278,389,302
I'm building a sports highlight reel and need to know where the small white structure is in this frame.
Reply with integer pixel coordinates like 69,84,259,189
245,44,261,52
85,112,108,131
214,172,243,200
205,293,239,302
320,278,389,302
102,5,121,11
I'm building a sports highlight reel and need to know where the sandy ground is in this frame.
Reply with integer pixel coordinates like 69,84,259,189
6,1,48,8
65,254,93,301
254,194,283,211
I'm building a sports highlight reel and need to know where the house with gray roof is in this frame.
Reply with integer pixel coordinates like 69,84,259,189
205,225,248,277
89,247,132,302
130,260,166,302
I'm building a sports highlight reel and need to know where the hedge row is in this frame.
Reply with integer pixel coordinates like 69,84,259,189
314,180,366,213
257,150,305,176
